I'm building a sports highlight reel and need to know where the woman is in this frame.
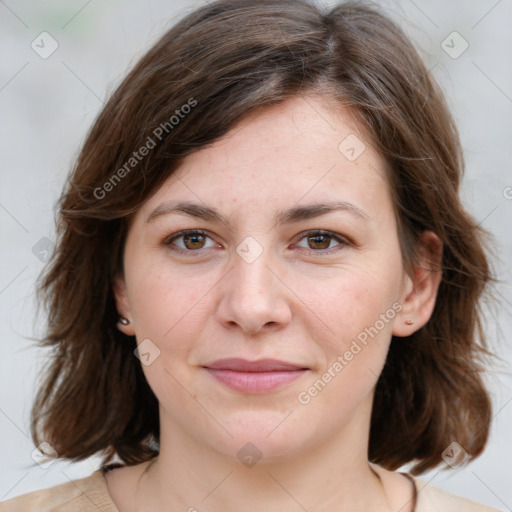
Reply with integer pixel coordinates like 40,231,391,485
0,0,501,510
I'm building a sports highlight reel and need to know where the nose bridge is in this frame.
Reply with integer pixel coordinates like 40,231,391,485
232,234,274,300
218,234,289,334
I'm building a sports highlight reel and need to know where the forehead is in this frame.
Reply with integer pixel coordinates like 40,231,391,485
138,95,392,224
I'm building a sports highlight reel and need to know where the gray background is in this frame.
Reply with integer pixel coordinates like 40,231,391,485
1,0,511,509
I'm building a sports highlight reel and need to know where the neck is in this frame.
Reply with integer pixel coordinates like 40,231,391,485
134,397,393,512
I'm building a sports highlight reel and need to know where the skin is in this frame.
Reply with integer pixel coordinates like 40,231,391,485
109,95,442,512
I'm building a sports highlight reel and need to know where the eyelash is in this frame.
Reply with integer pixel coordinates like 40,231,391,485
163,229,350,256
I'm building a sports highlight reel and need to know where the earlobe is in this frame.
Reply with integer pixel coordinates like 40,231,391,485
393,231,443,337
113,276,135,336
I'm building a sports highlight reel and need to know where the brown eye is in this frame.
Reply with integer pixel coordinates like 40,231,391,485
295,230,349,253
165,230,217,252
307,233,332,250
182,232,206,250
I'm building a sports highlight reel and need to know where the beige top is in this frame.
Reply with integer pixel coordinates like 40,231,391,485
0,468,502,511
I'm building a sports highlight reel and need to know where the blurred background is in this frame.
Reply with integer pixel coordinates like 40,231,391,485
1,0,511,508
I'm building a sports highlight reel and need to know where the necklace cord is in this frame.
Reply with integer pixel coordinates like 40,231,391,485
102,463,418,511
371,467,417,512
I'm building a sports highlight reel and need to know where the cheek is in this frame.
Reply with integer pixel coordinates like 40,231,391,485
125,260,212,408
292,261,401,347
294,271,398,424
127,254,214,337
290,258,404,414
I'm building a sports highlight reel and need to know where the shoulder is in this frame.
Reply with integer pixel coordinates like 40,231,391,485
371,464,502,512
0,470,118,512
415,477,503,512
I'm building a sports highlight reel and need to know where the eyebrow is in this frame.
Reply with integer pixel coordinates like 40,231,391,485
146,200,370,226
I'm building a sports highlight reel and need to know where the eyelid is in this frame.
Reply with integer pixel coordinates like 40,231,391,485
164,229,219,253
292,229,351,252
163,229,351,254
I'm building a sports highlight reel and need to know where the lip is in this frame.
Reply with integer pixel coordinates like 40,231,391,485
203,358,308,393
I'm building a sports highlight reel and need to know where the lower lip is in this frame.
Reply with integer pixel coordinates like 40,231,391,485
205,368,306,393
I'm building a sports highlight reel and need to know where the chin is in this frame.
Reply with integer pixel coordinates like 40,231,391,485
205,409,316,464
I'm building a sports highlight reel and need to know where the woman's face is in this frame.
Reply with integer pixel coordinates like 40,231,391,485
115,95,422,462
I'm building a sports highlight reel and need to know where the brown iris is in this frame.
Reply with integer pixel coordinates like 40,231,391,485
307,233,331,250
183,233,206,250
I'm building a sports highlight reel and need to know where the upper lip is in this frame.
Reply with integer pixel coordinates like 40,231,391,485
204,358,307,372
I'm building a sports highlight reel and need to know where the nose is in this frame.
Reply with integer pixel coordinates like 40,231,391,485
215,240,292,337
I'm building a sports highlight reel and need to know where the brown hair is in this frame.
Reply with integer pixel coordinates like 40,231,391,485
32,0,495,474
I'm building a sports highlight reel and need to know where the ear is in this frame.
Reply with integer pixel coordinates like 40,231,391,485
113,274,135,336
393,231,443,337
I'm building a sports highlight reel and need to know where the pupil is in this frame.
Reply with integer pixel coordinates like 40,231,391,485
185,234,204,249
310,235,329,249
